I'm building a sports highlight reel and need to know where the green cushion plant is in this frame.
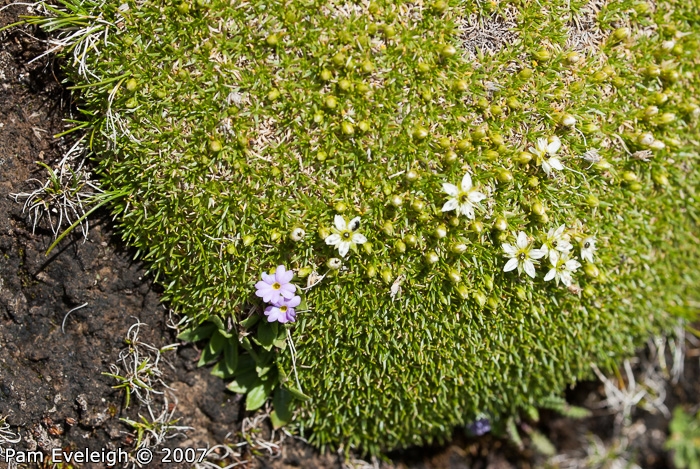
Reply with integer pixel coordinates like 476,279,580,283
13,0,700,455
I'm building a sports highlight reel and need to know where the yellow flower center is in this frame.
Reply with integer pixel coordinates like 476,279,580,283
280,306,288,312
272,282,281,290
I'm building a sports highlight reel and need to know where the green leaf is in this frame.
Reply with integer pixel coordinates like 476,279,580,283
273,325,287,349
529,430,556,456
240,314,260,329
235,353,256,375
198,330,226,367
245,382,269,411
506,417,523,449
209,315,226,332
210,336,239,379
177,322,216,342
226,370,259,394
256,320,277,351
270,410,287,429
287,385,311,402
273,387,294,423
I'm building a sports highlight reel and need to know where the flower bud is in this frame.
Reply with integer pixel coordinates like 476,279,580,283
395,240,407,253
612,27,630,41
448,269,461,283
451,242,467,254
528,176,540,188
564,51,580,65
493,217,508,231
470,221,484,234
209,140,222,152
412,126,429,140
531,202,546,216
473,291,487,307
637,132,654,147
455,284,470,300
327,258,342,270
586,194,600,207
390,194,403,207
583,285,596,298
559,113,577,127
440,44,457,58
405,169,419,182
497,169,513,183
297,266,313,278
533,48,551,61
404,234,418,247
290,227,306,241
518,68,533,79
622,171,638,182
425,251,439,264
324,95,338,109
434,224,448,238
584,263,599,278
318,227,331,240
380,268,393,284
411,199,425,212
226,243,236,255
270,229,282,242
341,121,355,135
382,221,394,236
453,79,469,92
657,112,676,125
443,150,458,164
650,140,665,150
449,216,460,227
515,151,532,164
506,97,522,109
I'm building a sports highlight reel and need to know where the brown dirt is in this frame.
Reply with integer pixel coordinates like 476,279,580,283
1,3,699,469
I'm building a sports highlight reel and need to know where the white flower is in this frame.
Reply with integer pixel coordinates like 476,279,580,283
539,224,573,257
441,173,487,219
502,231,546,279
544,250,581,287
581,148,602,163
325,215,367,258
580,236,596,263
530,136,564,176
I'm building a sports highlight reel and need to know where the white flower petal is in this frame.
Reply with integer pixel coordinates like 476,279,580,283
541,160,552,175
502,243,517,256
581,251,593,263
468,190,487,203
548,157,564,171
352,233,367,244
349,217,361,231
530,248,546,260
556,240,573,252
443,183,459,197
544,268,556,282
565,259,581,271
338,241,350,257
516,231,529,249
547,136,561,154
548,250,560,265
334,215,346,231
460,173,473,192
554,225,566,238
442,198,459,212
503,258,519,272
535,138,548,155
459,203,475,219
560,272,573,287
523,260,537,278
325,234,341,246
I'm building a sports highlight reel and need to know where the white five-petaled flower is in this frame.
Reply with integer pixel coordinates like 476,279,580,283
441,172,487,219
539,224,573,257
325,215,367,258
530,136,564,176
502,231,546,279
580,236,597,263
544,250,581,287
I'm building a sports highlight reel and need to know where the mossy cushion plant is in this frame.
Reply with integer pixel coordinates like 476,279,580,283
23,0,700,454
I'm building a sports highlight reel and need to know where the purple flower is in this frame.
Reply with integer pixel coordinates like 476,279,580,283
467,418,491,436
264,295,301,323
255,265,296,304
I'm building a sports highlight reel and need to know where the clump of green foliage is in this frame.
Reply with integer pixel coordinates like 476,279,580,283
26,0,700,454
666,406,700,469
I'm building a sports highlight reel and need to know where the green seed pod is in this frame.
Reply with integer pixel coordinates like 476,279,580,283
320,69,333,81
338,79,353,92
126,78,138,92
266,33,280,46
476,97,490,110
453,79,469,92
316,150,327,161
489,105,503,117
449,216,460,227
425,251,440,265
177,2,190,14
380,268,393,284
383,25,397,38
528,176,540,188
483,149,499,161
455,284,470,300
637,132,654,147
332,52,347,67
324,95,338,109
356,83,370,94
644,65,661,78
313,112,324,124
564,51,581,65
367,23,379,35
334,202,347,213
362,242,373,254
395,240,407,253
586,194,600,207
440,44,457,58
341,121,355,135
366,265,377,278
327,257,342,270
583,285,596,298
471,126,488,141
581,123,599,134
652,172,669,186
431,0,448,13
657,112,676,125
487,296,499,310
412,126,429,140
489,132,504,146
497,169,513,183
368,1,379,13
584,263,600,278
417,61,431,74
405,169,419,182
559,113,577,127
437,136,451,149
209,140,222,152
514,151,532,164
531,201,546,216
506,97,522,110
358,120,371,133
226,243,236,255
420,90,432,101
434,224,448,238
125,97,138,108
382,220,394,236
470,221,484,234
661,69,680,83
643,105,659,118
318,227,331,240
267,88,281,101
284,10,298,23
456,139,471,152
591,71,607,83
297,266,313,278
448,269,461,284
622,171,638,182
443,150,458,164
411,199,425,212
361,60,375,74
518,68,533,79
404,234,418,247
493,217,508,231
450,242,467,254
154,89,167,99
270,229,282,242
594,160,612,171
242,234,256,246
538,213,550,224
628,181,643,192
612,27,630,41
533,48,551,61
390,194,403,207
473,291,487,307
651,92,668,105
